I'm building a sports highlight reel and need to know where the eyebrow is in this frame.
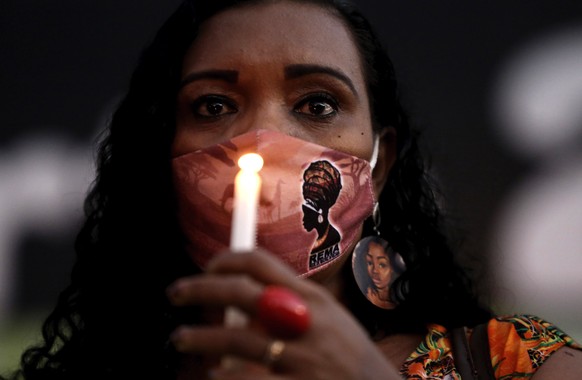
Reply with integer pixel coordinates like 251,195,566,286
284,64,358,96
179,69,239,89
366,252,388,259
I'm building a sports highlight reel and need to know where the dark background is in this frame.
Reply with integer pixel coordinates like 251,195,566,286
1,1,582,320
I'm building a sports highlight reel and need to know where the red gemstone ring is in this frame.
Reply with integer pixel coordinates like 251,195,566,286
257,285,311,339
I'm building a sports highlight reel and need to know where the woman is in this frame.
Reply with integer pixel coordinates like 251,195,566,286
301,160,342,260
353,236,406,310
5,0,581,379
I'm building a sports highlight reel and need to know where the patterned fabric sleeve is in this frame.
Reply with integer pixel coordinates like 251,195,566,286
399,315,581,379
488,314,582,379
399,324,460,379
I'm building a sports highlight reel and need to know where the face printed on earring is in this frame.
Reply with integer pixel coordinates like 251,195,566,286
172,130,376,278
352,236,405,309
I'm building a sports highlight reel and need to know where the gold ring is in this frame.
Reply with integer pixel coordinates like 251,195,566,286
263,340,285,366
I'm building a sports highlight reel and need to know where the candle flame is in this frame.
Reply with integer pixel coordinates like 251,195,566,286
238,153,264,173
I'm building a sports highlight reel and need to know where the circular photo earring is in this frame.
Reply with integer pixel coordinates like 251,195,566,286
351,236,406,309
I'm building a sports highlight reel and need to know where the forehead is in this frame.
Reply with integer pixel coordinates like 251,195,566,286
182,1,364,81
367,242,387,256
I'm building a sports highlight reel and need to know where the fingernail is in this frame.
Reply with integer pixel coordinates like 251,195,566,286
207,368,228,379
166,282,182,302
169,327,186,351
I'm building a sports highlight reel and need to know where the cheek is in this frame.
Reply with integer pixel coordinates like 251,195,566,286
329,123,375,161
172,109,203,157
380,268,391,279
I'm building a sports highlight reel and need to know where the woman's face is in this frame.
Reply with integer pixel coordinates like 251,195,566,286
366,242,392,290
172,0,394,286
172,0,375,163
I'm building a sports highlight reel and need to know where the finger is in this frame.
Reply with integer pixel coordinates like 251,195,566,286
167,274,262,313
206,249,306,291
209,368,288,380
170,326,292,370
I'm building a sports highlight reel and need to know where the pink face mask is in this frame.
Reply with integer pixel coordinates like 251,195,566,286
172,130,376,277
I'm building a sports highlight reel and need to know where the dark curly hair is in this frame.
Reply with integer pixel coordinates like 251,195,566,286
5,0,491,379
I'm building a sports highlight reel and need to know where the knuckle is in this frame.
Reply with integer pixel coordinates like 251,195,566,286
223,275,255,297
225,333,250,354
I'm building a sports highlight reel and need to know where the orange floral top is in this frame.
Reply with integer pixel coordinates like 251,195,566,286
400,314,582,379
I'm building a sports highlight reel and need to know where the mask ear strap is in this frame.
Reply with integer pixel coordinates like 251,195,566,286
369,134,380,170
372,202,381,236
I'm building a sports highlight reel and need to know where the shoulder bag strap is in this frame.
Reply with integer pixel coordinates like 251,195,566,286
469,322,496,379
450,323,496,380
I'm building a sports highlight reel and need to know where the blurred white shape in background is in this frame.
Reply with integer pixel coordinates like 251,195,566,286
0,135,93,325
491,25,582,339
492,26,582,159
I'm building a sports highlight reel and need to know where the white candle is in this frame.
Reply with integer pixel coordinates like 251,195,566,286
230,153,263,251
223,153,263,370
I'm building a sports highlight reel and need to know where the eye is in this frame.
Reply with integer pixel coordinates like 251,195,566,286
294,93,338,118
190,95,237,119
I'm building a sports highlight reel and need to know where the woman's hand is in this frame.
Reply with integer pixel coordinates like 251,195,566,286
166,249,402,380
